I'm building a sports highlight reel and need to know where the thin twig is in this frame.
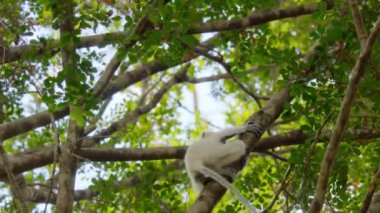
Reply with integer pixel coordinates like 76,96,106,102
283,188,299,204
43,114,61,213
181,41,264,108
84,98,112,135
138,72,167,106
262,151,288,162
28,77,61,213
168,93,222,130
263,165,293,212
0,144,28,213
196,50,263,108
296,112,333,203
304,112,333,172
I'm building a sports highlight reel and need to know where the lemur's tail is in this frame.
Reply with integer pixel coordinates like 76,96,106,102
200,166,259,213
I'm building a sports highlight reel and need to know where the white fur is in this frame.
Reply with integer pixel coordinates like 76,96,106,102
184,125,259,213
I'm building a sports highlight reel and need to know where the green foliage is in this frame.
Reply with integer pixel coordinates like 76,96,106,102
1,0,380,212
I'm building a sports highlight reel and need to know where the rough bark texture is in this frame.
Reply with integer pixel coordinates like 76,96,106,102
56,1,80,211
0,108,69,141
368,192,380,213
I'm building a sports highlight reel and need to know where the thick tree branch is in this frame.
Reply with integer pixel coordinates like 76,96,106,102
348,0,367,46
0,146,54,180
188,10,350,210
1,32,127,64
360,168,380,213
188,2,333,34
9,174,98,204
56,0,80,211
79,146,187,162
1,2,332,65
0,108,69,142
25,187,98,204
0,129,379,180
309,16,380,213
368,192,380,213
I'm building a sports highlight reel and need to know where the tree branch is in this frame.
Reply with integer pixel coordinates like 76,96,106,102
348,0,367,46
0,108,69,142
367,192,380,213
309,16,380,213
10,174,98,204
188,2,333,34
360,168,380,213
44,114,61,212
263,165,293,212
84,98,111,135
27,187,98,204
1,2,333,65
0,128,379,180
78,146,187,162
56,0,81,211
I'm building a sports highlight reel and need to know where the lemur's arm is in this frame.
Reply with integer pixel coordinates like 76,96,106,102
219,122,264,141
218,126,247,140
